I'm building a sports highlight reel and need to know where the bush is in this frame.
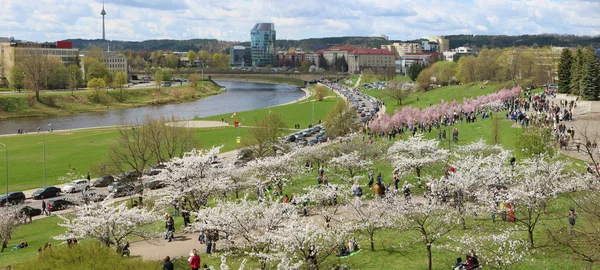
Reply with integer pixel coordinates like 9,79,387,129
16,242,159,270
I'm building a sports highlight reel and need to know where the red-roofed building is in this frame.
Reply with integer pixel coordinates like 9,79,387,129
312,45,356,70
347,48,395,73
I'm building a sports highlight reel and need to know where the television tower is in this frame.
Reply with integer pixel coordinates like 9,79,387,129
100,1,107,40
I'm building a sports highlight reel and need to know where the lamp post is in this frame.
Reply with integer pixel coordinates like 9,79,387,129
269,98,278,114
0,142,7,197
312,100,315,126
43,124,51,187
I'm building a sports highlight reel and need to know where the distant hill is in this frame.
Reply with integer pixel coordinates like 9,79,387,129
67,34,600,53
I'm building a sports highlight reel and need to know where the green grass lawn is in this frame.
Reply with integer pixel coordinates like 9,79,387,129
366,83,500,114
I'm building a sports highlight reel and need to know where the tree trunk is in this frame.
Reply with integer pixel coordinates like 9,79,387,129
528,228,535,248
370,233,375,251
1,241,6,253
426,243,432,270
35,89,40,102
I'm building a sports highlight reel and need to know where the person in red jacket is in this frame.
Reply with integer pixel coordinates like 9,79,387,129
189,249,201,270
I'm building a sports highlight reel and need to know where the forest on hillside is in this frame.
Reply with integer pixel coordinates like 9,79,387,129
67,34,600,53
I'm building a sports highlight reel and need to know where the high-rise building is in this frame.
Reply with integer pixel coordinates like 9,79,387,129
100,1,107,40
250,23,276,67
427,36,449,52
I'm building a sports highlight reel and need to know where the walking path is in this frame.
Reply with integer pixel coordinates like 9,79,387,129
353,74,363,88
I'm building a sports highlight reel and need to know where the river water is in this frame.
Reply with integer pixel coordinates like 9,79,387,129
0,80,303,135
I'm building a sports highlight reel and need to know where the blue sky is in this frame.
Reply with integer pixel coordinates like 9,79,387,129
0,0,599,42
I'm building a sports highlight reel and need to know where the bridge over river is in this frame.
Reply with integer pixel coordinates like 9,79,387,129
129,71,347,84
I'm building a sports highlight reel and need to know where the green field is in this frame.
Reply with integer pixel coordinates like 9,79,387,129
366,83,500,114
200,85,338,128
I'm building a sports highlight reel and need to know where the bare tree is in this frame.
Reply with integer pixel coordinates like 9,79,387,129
15,47,54,101
243,113,287,158
382,82,410,105
144,115,194,163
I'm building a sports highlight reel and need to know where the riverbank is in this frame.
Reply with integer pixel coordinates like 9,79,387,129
0,81,222,120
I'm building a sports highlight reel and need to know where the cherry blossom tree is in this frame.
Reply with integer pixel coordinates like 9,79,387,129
144,146,232,211
442,229,532,270
393,199,460,270
247,152,302,194
329,151,372,179
0,206,21,252
296,144,333,170
508,155,577,248
348,197,393,251
300,184,348,227
54,200,161,249
388,134,449,180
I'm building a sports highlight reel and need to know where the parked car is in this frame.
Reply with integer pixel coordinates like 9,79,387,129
31,187,61,200
143,164,167,176
296,138,308,146
20,206,42,217
285,135,296,142
144,180,165,190
48,198,75,211
63,179,90,193
0,192,26,206
107,182,128,192
82,192,107,203
119,170,141,181
92,175,115,187
112,185,136,198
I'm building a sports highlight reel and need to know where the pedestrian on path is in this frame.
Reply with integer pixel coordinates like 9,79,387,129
165,215,175,242
569,207,577,229
41,200,48,216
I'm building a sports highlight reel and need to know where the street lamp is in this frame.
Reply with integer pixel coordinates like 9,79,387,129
312,100,315,126
269,98,278,114
43,124,51,187
0,141,7,197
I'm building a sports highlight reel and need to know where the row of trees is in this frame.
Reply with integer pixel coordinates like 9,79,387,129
415,47,560,91
557,46,600,100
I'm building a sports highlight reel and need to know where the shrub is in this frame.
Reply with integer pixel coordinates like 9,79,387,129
16,242,159,270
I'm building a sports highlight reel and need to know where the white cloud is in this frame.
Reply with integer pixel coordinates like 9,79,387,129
0,0,598,42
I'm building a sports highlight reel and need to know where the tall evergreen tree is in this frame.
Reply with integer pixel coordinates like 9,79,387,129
570,48,584,96
557,48,572,93
580,47,600,100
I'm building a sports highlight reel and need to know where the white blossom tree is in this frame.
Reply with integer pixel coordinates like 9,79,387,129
348,197,393,251
247,152,301,194
387,134,449,180
442,230,532,270
0,206,21,252
329,151,372,179
54,200,161,249
506,155,582,248
144,146,232,211
393,199,460,270
300,184,348,227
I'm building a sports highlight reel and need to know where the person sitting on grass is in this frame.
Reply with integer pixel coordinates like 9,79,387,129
11,242,28,251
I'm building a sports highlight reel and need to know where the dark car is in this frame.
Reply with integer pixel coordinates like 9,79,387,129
20,206,42,217
118,170,141,181
0,192,26,206
107,182,128,192
31,187,61,200
82,192,107,203
112,185,136,198
92,175,115,187
144,180,165,190
143,164,167,176
48,198,75,211
285,135,296,143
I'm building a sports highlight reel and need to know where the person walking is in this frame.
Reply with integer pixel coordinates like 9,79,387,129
165,215,175,242
568,207,577,230
46,201,52,216
182,207,191,227
162,256,174,270
189,249,201,270
41,200,48,216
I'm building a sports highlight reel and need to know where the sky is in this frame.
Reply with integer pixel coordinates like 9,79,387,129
0,0,599,43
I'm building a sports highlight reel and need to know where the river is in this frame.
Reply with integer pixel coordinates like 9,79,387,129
0,80,304,135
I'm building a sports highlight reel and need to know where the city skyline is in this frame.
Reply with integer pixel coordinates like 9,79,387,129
0,0,599,43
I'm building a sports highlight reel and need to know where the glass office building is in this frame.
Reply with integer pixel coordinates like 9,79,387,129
250,23,276,67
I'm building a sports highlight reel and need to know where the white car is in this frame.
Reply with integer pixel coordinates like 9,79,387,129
63,179,90,193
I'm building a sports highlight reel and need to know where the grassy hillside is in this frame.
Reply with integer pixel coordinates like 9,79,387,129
0,81,221,119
